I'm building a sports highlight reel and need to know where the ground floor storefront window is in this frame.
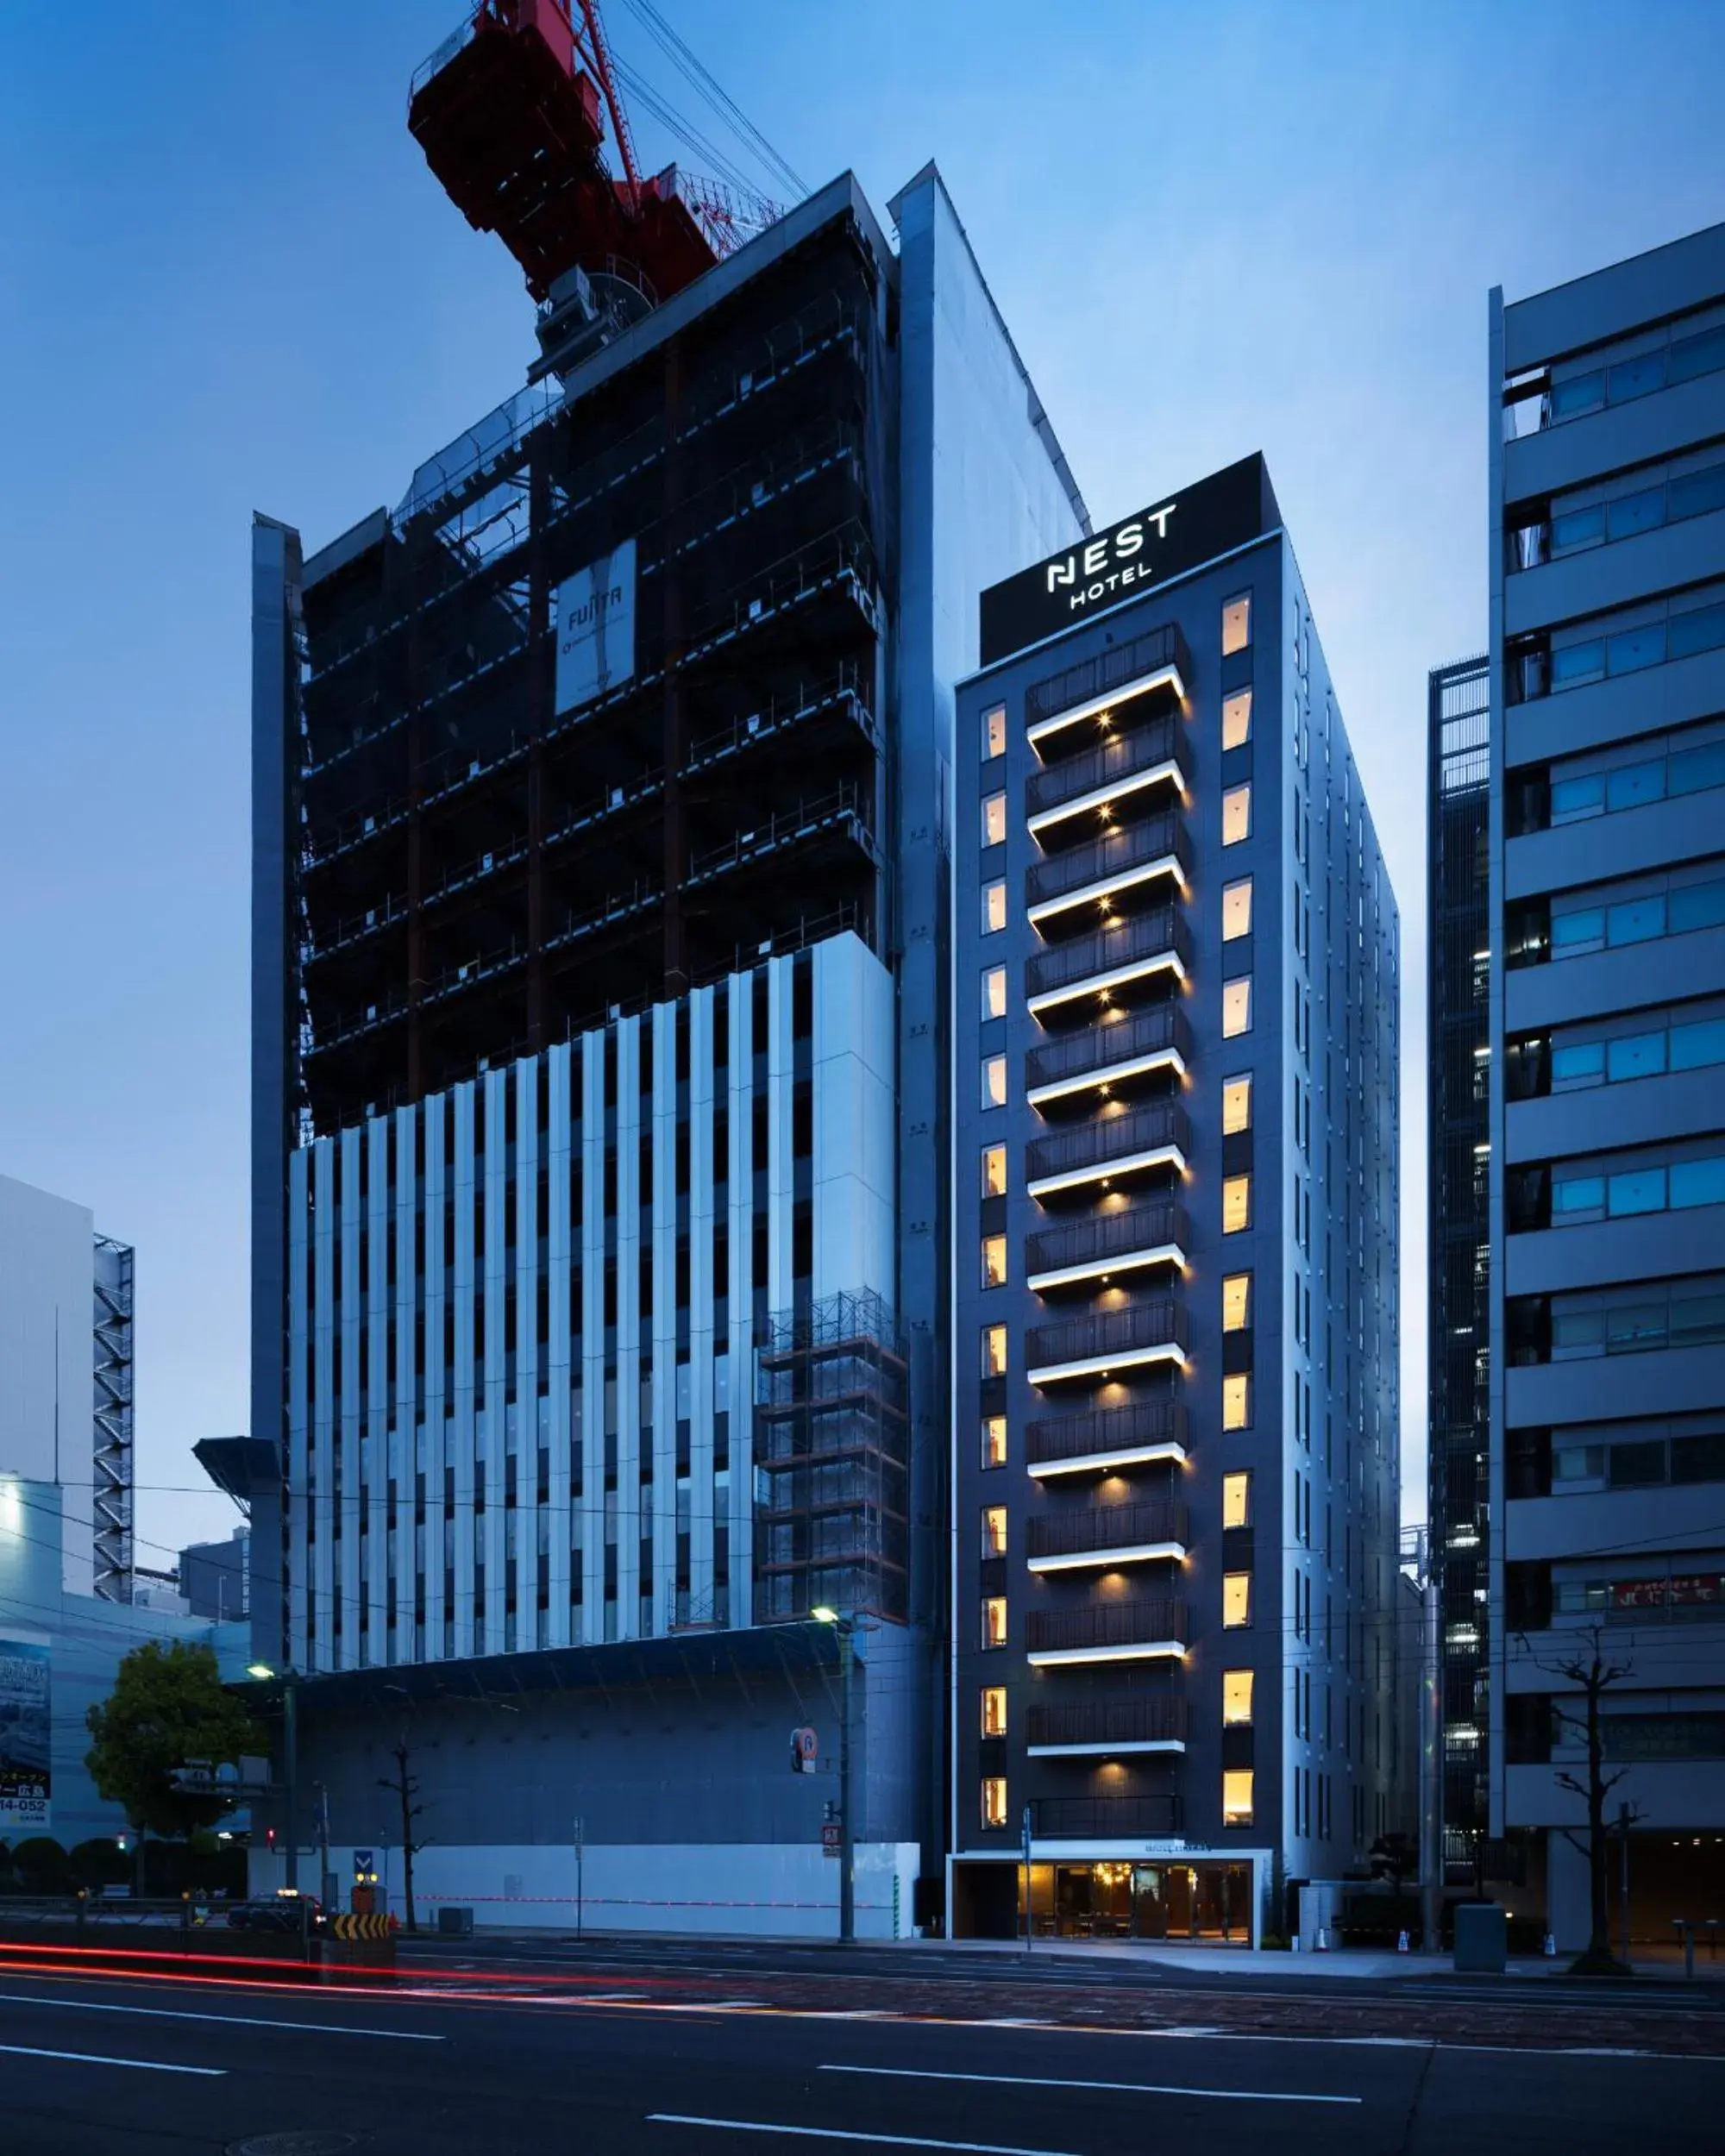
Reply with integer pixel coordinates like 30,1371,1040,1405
1014,1859,1252,1941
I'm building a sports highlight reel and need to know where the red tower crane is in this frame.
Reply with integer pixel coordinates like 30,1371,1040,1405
408,0,772,309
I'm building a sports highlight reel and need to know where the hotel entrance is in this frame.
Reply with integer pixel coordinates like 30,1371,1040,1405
1018,1858,1252,1942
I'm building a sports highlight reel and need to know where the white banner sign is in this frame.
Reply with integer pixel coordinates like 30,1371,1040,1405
555,539,636,714
0,1633,51,1837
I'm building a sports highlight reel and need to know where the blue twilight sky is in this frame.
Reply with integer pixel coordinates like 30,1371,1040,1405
2,3,1722,1567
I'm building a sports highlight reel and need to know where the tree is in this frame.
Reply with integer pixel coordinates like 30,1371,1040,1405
85,1640,259,1862
1521,1624,1641,1975
378,1738,429,1934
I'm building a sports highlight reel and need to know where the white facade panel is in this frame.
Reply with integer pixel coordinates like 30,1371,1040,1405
811,936,896,1301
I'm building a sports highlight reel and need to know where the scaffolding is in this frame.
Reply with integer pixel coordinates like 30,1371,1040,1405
292,205,891,1138
91,1235,135,1602
753,1290,908,1626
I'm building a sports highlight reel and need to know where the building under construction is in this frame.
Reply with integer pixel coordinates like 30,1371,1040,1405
250,1,1088,1935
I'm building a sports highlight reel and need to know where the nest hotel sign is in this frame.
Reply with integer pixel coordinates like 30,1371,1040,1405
980,454,1274,666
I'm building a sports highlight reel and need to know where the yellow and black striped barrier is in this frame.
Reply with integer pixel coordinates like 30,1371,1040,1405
329,1912,395,1943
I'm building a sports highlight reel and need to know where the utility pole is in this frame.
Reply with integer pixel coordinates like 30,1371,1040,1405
250,1662,302,1893
1417,1527,1442,1953
1618,1800,1632,1970
1021,1804,1033,1952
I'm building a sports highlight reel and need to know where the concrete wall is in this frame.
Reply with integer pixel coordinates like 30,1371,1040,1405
0,1176,99,1595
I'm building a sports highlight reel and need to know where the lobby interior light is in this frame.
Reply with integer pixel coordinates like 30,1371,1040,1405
247,1662,276,1681
811,1605,839,1626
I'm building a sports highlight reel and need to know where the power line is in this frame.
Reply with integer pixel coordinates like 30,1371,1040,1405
618,0,806,200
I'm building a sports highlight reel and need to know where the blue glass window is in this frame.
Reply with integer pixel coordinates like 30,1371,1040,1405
1604,759,1665,812
1668,602,1725,662
1671,466,1725,522
1551,505,1606,555
1607,895,1665,946
1552,1173,1605,1219
1608,1166,1666,1216
1671,881,1725,934
1607,624,1665,675
1607,352,1666,403
1669,324,1725,385
1551,372,1604,418
1671,1016,1725,1070
1606,1031,1665,1083
1551,773,1606,823
1670,743,1725,798
1552,1042,1605,1089
1671,1156,1725,1210
1552,906,1606,955
1552,638,1605,688
1607,486,1665,542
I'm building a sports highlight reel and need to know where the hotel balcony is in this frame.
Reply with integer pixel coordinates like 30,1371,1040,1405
1026,714,1187,838
1025,907,1190,1020
1026,812,1191,928
1026,1499,1189,1573
1024,623,1189,754
1029,1794,1185,1837
1026,1301,1188,1387
1025,1004,1190,1109
1026,1696,1189,1758
1026,1597,1188,1667
1026,1197,1187,1294
1026,1400,1189,1478
1026,1099,1189,1200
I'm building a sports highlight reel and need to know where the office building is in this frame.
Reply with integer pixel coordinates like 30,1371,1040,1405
249,4,1087,1931
1426,655,1491,1882
0,1173,135,1602
179,1531,251,1623
950,454,1402,1943
1489,220,1725,1946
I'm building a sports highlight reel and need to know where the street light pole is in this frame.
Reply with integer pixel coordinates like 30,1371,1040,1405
837,1620,854,1946
249,1662,302,1896
812,1607,856,1945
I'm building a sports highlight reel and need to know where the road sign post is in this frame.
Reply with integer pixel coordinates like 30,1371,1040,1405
1021,1805,1033,1952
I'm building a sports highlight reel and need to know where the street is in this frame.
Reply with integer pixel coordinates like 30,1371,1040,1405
0,1942,1722,2154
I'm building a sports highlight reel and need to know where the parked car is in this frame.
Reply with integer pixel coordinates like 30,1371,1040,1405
225,1896,325,1936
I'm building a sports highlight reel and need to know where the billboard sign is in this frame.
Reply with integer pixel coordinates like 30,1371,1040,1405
555,539,637,714
978,454,1275,667
0,1635,50,1837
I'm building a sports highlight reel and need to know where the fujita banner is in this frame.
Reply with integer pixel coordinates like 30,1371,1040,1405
555,539,637,714
0,1634,51,1836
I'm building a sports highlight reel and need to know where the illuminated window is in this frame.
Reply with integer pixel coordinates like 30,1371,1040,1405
982,1505,1007,1557
982,1775,1008,1828
982,964,1007,1020
982,1326,1008,1378
1223,1670,1254,1727
1221,688,1253,749
982,792,1008,849
982,1685,1007,1737
982,1055,1007,1109
1222,592,1251,655
984,704,1007,761
982,1234,1008,1288
1223,1372,1251,1430
1222,1767,1255,1827
982,1415,1007,1469
984,880,1007,934
1223,1470,1252,1529
1222,1173,1251,1233
1222,783,1251,846
982,1144,1007,1198
1223,1571,1252,1627
1222,1273,1251,1332
1222,877,1252,940
1222,1074,1252,1132
1222,978,1252,1038
982,1595,1008,1649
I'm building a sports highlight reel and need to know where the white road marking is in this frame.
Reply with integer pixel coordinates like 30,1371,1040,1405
0,1990,443,2042
820,2064,1363,2106
0,2042,224,2077
649,2119,1082,2155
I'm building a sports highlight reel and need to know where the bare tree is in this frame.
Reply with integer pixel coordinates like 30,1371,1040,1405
377,1737,429,1934
1520,1624,1641,1973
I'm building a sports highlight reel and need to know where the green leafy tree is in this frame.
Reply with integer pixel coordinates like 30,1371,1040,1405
84,1640,258,1846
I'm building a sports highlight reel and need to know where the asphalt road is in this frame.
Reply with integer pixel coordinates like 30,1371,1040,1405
0,1952,1723,2156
